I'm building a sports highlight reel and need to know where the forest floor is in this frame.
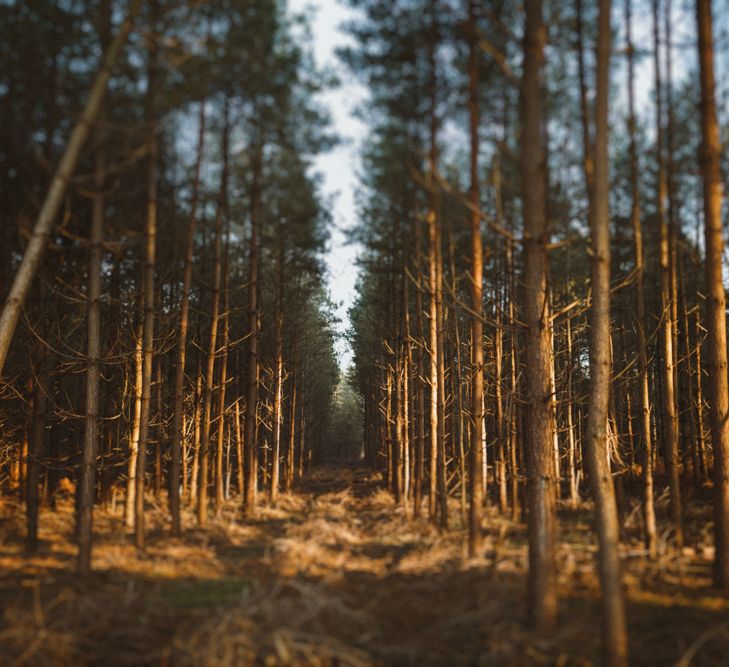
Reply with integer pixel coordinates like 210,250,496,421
1,465,729,666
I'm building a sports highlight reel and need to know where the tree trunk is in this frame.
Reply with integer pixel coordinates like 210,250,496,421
125,320,143,527
134,16,158,550
198,206,224,525
652,0,683,548
467,0,484,557
520,0,558,632
696,0,729,591
270,239,284,505
244,143,263,516
77,128,105,573
584,1,629,662
170,99,206,536
215,264,229,512
626,0,658,558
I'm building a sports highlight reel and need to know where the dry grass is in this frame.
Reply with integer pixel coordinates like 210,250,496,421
1,466,728,666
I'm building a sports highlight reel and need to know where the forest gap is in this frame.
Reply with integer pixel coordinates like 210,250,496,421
2,1,729,666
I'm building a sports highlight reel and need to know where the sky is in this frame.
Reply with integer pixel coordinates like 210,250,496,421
288,0,368,370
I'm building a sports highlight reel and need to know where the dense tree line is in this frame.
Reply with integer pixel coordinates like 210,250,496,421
346,0,729,663
0,0,341,569
3,0,729,664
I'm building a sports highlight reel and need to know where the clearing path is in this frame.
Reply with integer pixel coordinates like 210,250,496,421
1,465,728,665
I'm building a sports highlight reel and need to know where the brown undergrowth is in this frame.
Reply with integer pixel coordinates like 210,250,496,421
1,466,728,666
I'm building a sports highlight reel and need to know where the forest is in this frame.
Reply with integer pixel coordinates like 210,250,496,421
1,0,729,665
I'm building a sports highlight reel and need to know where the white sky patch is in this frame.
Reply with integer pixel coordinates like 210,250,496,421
289,0,368,370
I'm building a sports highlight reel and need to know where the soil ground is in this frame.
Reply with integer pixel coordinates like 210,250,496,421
1,465,728,666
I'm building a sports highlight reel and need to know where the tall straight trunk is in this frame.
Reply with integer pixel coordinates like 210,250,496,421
215,265,229,511
679,270,698,486
584,1,629,663
696,0,729,591
189,368,202,506
626,0,657,558
494,157,508,511
520,0,557,631
235,398,244,495
154,359,163,498
125,320,143,526
134,15,158,550
413,217,426,518
652,0,683,548
426,101,440,522
386,365,395,492
270,240,284,504
286,381,297,493
665,0,680,437
435,208,448,529
566,316,579,506
394,349,404,503
170,99,206,536
298,391,306,480
467,0,484,557
182,412,188,499
429,8,447,528
507,236,521,520
198,207,223,525
0,0,141,376
402,313,411,504
695,310,708,484
78,136,105,572
199,109,229,522
244,143,263,516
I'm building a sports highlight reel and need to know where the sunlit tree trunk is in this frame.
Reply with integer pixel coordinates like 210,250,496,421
652,0,683,548
625,0,657,558
696,0,729,591
189,368,202,507
125,319,143,527
198,204,224,525
426,61,440,524
413,216,426,518
135,17,158,549
270,238,284,505
215,252,230,512
244,143,263,516
467,0,484,557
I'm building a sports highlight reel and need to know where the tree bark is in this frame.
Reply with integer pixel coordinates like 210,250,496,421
584,1,629,662
270,238,284,505
626,0,657,559
135,13,158,549
520,0,558,632
170,99,206,536
467,0,484,558
244,143,263,517
652,0,683,548
696,0,729,591
77,127,106,573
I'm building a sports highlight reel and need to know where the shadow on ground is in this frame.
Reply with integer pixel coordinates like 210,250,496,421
1,465,728,666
